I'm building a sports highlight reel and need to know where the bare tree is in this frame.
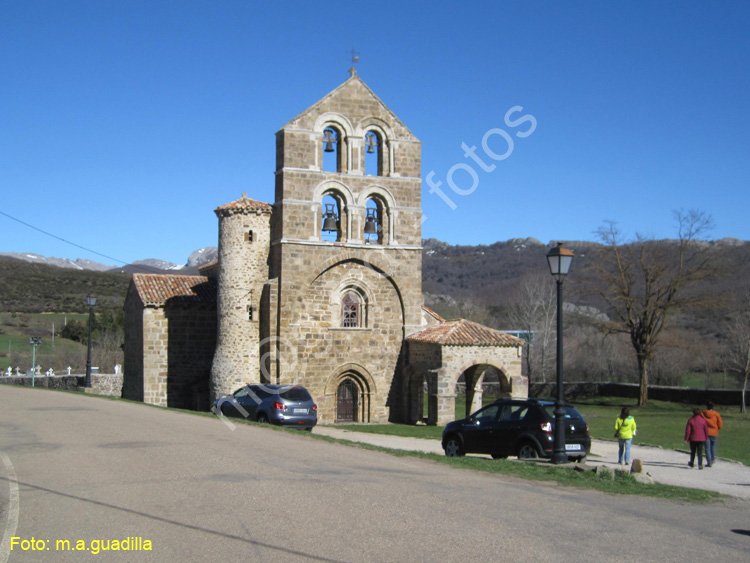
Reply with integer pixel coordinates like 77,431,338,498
506,274,556,383
587,210,714,405
724,292,750,413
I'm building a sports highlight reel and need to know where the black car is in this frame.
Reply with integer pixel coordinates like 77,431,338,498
213,384,318,430
442,398,590,460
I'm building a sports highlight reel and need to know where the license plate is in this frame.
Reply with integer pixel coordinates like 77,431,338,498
565,444,582,451
293,408,307,414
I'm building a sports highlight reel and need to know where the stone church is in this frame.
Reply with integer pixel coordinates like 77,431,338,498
123,73,527,425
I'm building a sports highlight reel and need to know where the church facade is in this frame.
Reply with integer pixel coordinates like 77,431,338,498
123,75,527,425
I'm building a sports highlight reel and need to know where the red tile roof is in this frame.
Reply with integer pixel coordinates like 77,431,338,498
421,305,445,323
407,318,524,347
214,193,272,217
131,274,216,306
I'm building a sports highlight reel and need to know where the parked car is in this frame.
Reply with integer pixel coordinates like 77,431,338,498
442,397,590,461
214,384,318,430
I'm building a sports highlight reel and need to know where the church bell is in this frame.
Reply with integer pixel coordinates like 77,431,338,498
322,203,338,232
323,128,336,153
364,208,379,235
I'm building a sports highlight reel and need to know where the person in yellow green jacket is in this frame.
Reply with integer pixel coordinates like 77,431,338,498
614,407,637,466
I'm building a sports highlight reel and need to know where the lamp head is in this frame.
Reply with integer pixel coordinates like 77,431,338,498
546,242,574,279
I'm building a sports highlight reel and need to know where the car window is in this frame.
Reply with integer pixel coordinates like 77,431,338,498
473,404,500,423
233,388,249,398
499,405,528,421
542,405,583,419
253,387,272,400
279,386,312,401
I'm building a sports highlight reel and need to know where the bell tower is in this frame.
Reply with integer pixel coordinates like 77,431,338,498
266,74,424,423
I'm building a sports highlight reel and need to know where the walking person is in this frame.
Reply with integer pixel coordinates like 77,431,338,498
702,401,723,467
614,407,636,466
685,407,709,469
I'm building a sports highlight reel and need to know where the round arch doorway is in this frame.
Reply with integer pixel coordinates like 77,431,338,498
336,378,359,422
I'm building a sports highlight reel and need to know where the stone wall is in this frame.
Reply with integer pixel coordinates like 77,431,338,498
271,250,414,423
166,304,216,410
0,374,123,397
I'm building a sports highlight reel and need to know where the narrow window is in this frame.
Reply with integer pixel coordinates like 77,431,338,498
342,292,360,328
323,127,340,172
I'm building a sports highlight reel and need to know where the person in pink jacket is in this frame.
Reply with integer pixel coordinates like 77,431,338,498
685,407,709,469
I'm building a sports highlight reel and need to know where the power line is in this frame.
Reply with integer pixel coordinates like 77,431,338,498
0,209,127,265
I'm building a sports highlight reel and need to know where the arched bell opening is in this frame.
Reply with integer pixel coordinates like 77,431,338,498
322,126,344,173
363,196,388,245
321,192,345,242
364,130,382,176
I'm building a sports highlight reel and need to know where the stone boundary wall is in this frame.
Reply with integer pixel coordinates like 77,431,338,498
0,374,123,398
528,381,749,406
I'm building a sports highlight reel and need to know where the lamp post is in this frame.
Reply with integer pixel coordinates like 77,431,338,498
29,337,42,387
546,242,574,464
85,292,97,388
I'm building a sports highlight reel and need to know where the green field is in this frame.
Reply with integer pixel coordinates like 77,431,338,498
0,312,90,373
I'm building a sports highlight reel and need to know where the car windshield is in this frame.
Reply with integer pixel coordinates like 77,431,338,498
542,405,584,419
279,386,312,401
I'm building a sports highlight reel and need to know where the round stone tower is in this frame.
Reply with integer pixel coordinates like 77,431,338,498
210,193,272,401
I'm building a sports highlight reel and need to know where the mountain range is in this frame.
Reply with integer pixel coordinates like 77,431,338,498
0,247,219,275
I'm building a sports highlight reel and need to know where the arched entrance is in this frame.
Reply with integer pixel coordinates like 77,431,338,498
336,378,359,422
456,364,510,418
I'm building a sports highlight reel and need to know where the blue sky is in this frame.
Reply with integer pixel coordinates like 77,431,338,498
2,1,749,266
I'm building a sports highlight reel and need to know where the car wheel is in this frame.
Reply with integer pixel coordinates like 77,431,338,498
517,443,540,460
257,413,269,424
491,454,507,460
444,437,464,457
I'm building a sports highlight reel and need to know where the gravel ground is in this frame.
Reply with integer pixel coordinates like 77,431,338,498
314,426,750,500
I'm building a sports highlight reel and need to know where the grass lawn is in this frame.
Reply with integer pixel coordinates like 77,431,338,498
573,396,750,466
334,396,750,466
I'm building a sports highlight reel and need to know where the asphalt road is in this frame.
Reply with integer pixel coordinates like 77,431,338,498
1,386,749,562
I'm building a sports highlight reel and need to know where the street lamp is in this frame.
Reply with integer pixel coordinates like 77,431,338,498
546,242,574,464
85,292,97,388
29,337,42,387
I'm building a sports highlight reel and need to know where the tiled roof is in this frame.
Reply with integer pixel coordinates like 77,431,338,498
131,274,217,307
214,193,272,217
421,306,445,323
407,318,524,347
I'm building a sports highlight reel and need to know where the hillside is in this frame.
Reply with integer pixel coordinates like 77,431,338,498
2,237,749,320
0,256,131,313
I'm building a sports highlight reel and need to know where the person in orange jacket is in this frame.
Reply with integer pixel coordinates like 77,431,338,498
701,401,723,468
